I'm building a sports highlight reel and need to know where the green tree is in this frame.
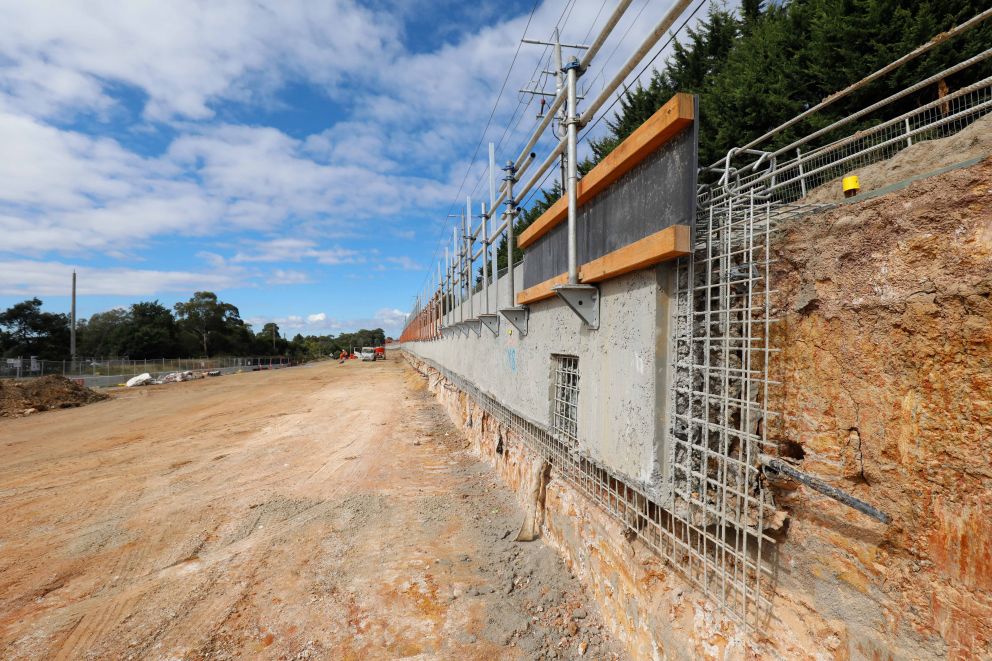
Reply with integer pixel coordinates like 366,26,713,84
173,291,247,357
120,301,180,358
579,0,992,171
0,298,71,360
76,308,129,357
254,322,290,355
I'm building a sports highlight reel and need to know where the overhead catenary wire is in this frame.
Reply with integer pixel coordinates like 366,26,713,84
413,0,543,298
468,0,583,201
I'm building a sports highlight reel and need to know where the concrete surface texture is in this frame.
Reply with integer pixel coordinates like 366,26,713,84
0,360,621,659
421,262,672,490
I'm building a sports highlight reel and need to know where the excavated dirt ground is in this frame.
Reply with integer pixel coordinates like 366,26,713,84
0,360,620,660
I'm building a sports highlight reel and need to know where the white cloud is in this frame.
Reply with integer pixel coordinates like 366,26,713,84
269,269,313,285
0,0,704,323
248,306,409,337
384,256,424,271
0,259,247,297
0,0,399,121
232,239,364,266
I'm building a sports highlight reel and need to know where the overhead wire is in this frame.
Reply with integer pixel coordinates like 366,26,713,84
413,0,543,299
469,0,580,199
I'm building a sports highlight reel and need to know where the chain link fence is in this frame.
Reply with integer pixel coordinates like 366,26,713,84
1,356,292,388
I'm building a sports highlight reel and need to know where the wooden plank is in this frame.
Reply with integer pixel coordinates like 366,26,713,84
515,225,690,306
579,225,690,283
516,272,567,305
517,93,694,249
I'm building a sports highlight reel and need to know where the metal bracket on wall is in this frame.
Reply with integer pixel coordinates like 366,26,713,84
553,284,600,329
499,306,529,335
464,319,482,337
478,313,500,336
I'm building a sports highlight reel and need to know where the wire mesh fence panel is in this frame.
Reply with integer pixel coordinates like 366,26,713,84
704,77,992,207
0,356,293,382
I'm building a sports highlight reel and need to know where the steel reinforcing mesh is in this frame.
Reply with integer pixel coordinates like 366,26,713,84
407,350,776,630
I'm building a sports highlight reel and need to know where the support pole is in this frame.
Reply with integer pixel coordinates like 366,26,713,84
465,196,473,320
489,143,499,308
70,270,77,359
481,202,490,313
444,246,449,327
503,162,516,308
553,28,567,189
564,58,580,284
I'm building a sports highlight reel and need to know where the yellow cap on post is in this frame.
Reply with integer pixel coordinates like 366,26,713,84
842,175,860,193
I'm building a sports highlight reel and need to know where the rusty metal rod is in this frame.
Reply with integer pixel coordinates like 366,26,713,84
759,454,892,524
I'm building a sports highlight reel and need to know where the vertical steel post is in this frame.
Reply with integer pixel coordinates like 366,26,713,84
481,201,490,313
458,222,465,322
444,246,449,327
797,148,807,198
489,142,499,308
504,162,516,308
452,227,460,321
564,57,580,284
465,196,473,320
70,271,77,359
554,28,567,189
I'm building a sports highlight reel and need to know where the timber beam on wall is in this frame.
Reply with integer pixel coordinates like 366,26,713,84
517,93,695,251
517,224,690,306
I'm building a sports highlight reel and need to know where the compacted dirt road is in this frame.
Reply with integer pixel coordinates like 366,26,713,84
0,359,618,660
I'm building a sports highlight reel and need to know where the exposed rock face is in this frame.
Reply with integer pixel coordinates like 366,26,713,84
769,156,992,659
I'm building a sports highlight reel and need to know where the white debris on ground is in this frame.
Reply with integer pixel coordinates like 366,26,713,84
125,370,216,387
126,373,155,387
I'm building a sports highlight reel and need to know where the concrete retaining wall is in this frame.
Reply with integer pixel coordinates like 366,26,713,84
408,261,676,489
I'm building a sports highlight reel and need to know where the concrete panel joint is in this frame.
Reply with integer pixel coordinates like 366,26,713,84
499,306,529,335
478,313,500,336
553,283,600,330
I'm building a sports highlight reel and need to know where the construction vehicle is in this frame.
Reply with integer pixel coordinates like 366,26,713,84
359,347,376,362
374,347,385,361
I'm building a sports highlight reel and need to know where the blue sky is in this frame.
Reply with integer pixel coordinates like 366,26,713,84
0,0,689,337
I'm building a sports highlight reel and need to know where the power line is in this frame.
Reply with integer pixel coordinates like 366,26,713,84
579,0,706,144
415,0,543,296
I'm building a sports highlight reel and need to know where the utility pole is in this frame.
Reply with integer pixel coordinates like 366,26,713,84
521,30,587,190
70,270,77,360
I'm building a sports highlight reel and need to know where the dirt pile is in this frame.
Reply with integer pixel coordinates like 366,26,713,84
0,376,108,418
